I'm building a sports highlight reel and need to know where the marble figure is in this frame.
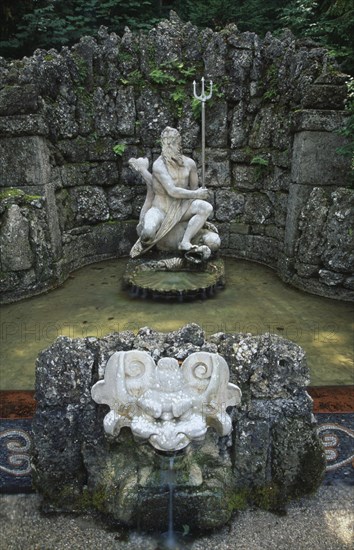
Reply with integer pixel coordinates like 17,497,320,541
91,350,241,452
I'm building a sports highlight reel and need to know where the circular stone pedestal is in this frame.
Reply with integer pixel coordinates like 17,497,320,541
123,256,225,300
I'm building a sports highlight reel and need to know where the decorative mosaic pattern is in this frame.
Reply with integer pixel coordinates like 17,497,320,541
1,414,353,492
0,419,33,492
316,414,354,484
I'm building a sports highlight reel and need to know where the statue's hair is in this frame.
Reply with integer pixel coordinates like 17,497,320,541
161,126,180,141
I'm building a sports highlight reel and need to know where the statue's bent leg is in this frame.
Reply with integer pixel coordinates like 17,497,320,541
179,200,213,251
140,207,164,242
202,230,221,251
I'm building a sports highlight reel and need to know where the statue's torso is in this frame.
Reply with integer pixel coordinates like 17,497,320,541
151,157,192,212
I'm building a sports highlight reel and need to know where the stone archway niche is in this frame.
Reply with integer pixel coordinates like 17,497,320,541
0,13,352,304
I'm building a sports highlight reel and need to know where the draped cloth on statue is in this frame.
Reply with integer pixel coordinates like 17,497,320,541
130,197,193,258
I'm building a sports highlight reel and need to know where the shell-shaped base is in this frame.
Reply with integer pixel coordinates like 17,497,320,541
123,256,225,300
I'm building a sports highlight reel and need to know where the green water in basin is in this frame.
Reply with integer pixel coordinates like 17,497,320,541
132,270,216,290
0,257,353,389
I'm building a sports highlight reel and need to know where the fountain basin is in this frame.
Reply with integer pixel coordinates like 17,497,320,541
123,256,225,300
1,257,353,390
0,258,354,390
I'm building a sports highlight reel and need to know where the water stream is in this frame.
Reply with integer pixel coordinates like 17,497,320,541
159,455,187,550
165,456,177,550
1,257,353,389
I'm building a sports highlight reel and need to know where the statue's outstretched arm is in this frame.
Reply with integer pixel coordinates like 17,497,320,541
128,157,152,187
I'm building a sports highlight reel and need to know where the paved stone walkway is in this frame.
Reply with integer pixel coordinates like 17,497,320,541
1,484,353,550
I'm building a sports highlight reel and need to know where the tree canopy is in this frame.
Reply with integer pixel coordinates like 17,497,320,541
0,0,353,74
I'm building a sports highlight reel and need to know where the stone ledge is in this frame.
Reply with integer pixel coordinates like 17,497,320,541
291,109,349,133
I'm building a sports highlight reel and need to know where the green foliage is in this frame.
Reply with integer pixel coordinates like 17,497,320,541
280,0,318,34
251,483,285,512
263,89,278,101
262,64,279,101
113,143,126,156
182,0,240,29
0,0,158,59
149,68,176,85
149,60,197,87
279,0,354,74
191,97,202,118
178,0,285,35
251,155,270,182
170,87,188,117
182,0,354,74
227,489,249,511
72,54,89,82
120,69,145,88
0,188,25,201
145,60,213,122
227,484,286,514
0,188,42,203
251,155,269,167
178,65,197,78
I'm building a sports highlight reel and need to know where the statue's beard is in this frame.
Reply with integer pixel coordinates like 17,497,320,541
163,146,183,168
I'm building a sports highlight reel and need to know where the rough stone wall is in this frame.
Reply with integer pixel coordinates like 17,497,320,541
0,13,352,302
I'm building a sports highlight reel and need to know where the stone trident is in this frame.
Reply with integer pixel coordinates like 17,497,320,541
193,77,213,187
